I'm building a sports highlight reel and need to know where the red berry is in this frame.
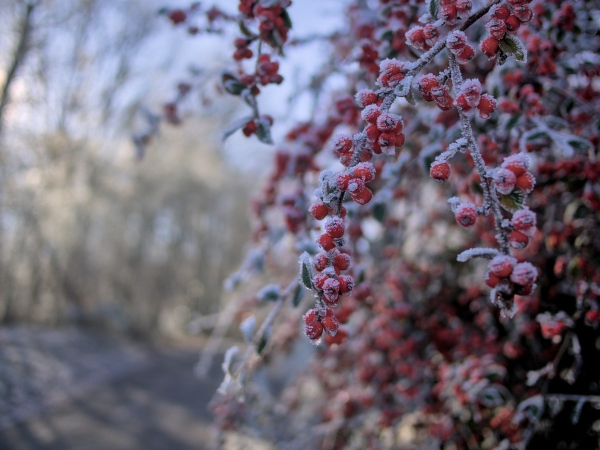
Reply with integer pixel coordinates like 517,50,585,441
493,168,517,195
317,233,336,251
490,4,511,21
321,316,340,336
513,5,533,23
441,4,457,24
406,27,425,50
334,252,351,270
325,217,345,239
395,133,405,148
509,230,530,249
478,94,498,119
353,162,376,183
336,173,354,191
502,154,529,177
510,262,538,286
168,9,187,24
480,36,500,59
431,85,454,111
338,275,355,295
313,273,329,290
505,15,521,32
455,0,472,14
484,270,502,288
455,202,478,228
376,113,402,133
352,187,373,205
331,134,353,154
515,173,535,193
355,89,378,107
486,19,507,40
456,94,474,114
310,202,329,220
511,209,536,230
305,321,324,340
365,124,381,143
456,45,475,64
313,253,328,272
430,161,451,182
303,309,318,325
446,30,467,53
361,105,382,124
418,74,440,102
347,178,366,196
488,255,517,278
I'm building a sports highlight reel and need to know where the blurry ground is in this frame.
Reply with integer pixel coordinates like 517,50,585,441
0,326,225,450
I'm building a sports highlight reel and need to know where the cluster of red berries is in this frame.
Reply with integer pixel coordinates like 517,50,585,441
303,307,340,343
406,24,439,51
485,255,538,297
480,1,534,59
439,0,473,25
493,153,536,196
362,106,405,156
508,209,536,249
239,0,292,44
256,54,284,86
336,162,377,206
233,37,253,61
242,114,273,137
446,30,475,64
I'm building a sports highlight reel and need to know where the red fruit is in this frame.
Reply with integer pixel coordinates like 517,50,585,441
516,173,535,193
431,85,454,111
502,154,529,176
509,230,530,249
423,24,439,45
505,15,521,32
493,168,517,195
478,94,498,119
338,275,355,295
325,217,345,239
361,105,382,124
455,0,472,14
446,30,467,52
339,205,348,219
456,94,474,114
336,173,354,191
484,270,501,288
486,19,507,39
305,321,324,340
331,134,353,154
313,273,329,290
242,120,257,137
510,262,538,286
168,9,187,24
511,209,536,230
513,5,533,23
334,252,351,270
317,233,336,251
376,113,402,133
313,253,328,271
347,178,366,196
395,133,405,148
303,309,318,325
488,255,517,278
355,89,378,107
456,45,475,64
321,316,340,336
455,202,478,228
406,27,425,49
418,74,440,102
309,202,329,220
378,132,396,148
460,79,482,107
353,162,376,182
490,4,511,21
352,187,373,205
441,4,457,24
480,36,500,59
365,124,381,143
430,161,451,182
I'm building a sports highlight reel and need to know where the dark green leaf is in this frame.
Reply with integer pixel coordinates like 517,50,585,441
238,20,256,37
292,283,304,307
498,34,527,63
428,0,438,19
299,252,314,290
256,120,273,144
256,334,268,355
505,114,522,130
223,79,247,96
567,138,593,152
499,190,526,213
380,29,394,42
280,9,292,29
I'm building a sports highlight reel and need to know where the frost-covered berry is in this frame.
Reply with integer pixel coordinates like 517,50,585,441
460,79,482,107
510,262,538,286
347,178,366,196
490,4,511,21
486,19,507,40
509,230,530,249
502,154,530,176
313,253,328,271
361,104,382,124
376,113,402,133
310,202,329,220
353,162,376,183
455,202,478,227
456,94,475,115
455,0,472,14
480,36,499,59
505,15,521,32
456,45,475,64
334,252,350,270
377,58,406,88
313,273,329,290
493,168,517,195
305,320,324,340
431,85,454,111
423,24,439,47
477,94,497,119
303,309,318,325
355,89,378,108
406,26,425,50
378,132,396,149
321,315,339,335
513,5,533,23
352,187,373,205
516,173,535,193
441,4,457,25
317,233,336,251
336,172,353,191
331,134,353,154
447,30,467,53
430,161,451,182
338,274,354,295
488,255,517,278
512,209,536,230
418,74,440,102
325,217,345,239
484,270,501,288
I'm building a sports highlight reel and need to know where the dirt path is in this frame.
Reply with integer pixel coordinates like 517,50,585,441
0,349,223,450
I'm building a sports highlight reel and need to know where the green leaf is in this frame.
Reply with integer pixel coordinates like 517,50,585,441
238,20,256,38
373,202,386,223
222,116,253,142
505,114,522,131
256,334,268,355
380,29,394,42
499,190,526,213
428,0,438,19
498,34,528,63
567,138,593,152
256,119,273,144
298,252,314,290
280,9,292,29
292,283,304,307
223,79,247,96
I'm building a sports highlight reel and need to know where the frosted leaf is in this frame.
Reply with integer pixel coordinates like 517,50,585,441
217,346,239,394
257,284,281,302
457,247,499,262
240,316,256,342
298,252,314,290
498,34,528,63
